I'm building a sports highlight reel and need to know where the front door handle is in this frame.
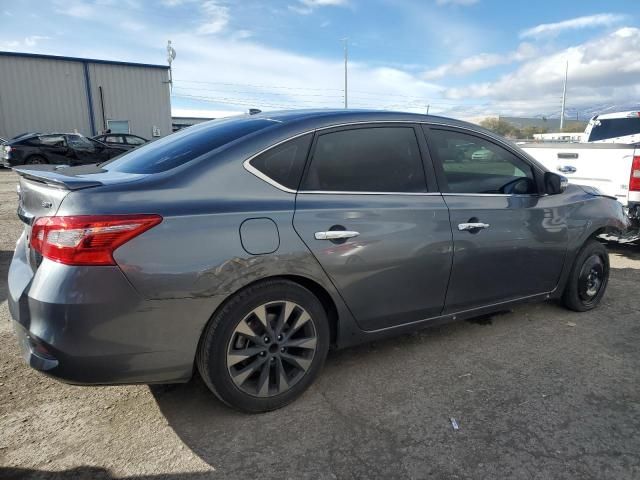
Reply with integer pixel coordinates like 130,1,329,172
458,222,490,232
314,230,360,240
557,165,577,174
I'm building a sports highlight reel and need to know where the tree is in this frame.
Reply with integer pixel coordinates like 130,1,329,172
479,118,521,138
521,125,548,139
560,122,587,133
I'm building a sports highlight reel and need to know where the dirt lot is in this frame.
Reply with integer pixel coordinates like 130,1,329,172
0,168,639,479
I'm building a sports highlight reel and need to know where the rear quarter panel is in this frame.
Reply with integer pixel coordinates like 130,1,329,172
57,140,360,347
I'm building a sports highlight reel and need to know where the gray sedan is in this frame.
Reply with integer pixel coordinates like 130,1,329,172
7,110,629,412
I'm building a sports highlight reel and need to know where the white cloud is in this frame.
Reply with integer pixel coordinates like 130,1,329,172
424,43,537,79
520,13,626,39
165,31,441,113
172,107,240,119
0,35,51,50
24,35,51,47
64,3,96,18
442,27,640,115
436,0,478,5
197,1,230,35
289,0,349,15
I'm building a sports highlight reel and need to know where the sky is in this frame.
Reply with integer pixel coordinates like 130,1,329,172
1,0,639,120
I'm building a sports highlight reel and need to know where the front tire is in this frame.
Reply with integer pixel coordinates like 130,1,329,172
197,279,330,413
562,239,610,312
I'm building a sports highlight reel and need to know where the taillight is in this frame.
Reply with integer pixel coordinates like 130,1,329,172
630,156,640,192
30,214,162,266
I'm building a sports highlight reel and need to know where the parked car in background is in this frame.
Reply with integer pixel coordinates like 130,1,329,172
8,110,629,413
92,133,149,150
2,133,126,167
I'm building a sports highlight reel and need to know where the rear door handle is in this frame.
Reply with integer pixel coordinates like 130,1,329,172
557,165,577,174
314,230,360,240
458,222,490,231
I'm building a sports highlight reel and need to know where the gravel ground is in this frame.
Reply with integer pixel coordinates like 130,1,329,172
0,168,639,479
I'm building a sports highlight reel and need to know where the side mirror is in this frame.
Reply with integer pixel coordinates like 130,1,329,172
544,171,568,195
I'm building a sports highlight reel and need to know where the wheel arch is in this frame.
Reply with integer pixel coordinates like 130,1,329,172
201,274,341,349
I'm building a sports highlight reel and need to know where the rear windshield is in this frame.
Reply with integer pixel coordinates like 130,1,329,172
588,117,640,141
103,118,276,173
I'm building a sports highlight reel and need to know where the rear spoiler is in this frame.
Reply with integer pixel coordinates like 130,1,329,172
14,166,103,190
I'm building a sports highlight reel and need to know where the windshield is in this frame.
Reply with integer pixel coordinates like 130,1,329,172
588,117,640,141
102,117,276,174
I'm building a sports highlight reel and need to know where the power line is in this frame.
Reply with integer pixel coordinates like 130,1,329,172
172,78,466,103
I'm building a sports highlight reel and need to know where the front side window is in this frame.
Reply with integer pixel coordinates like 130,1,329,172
301,126,426,192
428,129,536,195
249,134,312,190
105,135,125,144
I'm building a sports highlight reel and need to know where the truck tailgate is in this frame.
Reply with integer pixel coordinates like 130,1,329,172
522,143,636,205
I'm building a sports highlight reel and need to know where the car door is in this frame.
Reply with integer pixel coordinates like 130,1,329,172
293,124,453,331
423,126,568,313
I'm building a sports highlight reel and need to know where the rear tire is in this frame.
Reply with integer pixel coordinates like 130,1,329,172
562,239,609,312
25,155,47,165
197,279,330,413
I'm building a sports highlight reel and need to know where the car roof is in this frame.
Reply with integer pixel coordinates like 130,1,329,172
247,108,475,128
197,109,491,140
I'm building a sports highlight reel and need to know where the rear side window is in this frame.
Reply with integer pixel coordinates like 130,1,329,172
588,117,640,141
301,127,426,192
103,118,275,174
249,134,312,190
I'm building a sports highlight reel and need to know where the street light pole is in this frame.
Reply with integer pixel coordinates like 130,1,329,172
560,60,568,130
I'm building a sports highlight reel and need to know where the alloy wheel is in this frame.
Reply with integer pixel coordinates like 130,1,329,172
226,301,318,397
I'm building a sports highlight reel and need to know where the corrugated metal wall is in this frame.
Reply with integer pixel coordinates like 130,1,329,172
0,56,91,138
0,54,171,140
88,63,171,138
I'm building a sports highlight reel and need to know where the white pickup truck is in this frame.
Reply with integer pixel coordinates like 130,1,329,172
521,128,640,241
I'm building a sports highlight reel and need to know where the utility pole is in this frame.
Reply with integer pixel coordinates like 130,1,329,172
560,60,568,130
342,38,349,109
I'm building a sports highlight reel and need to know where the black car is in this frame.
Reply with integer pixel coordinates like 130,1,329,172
1,133,126,167
92,133,149,150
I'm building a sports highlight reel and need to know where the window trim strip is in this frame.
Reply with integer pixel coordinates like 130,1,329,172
243,120,539,195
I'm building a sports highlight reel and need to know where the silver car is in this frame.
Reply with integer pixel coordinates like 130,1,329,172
8,110,629,412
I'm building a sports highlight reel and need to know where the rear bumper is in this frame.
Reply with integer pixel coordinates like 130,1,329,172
8,232,214,385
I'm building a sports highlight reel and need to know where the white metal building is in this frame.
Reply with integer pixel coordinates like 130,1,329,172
0,51,171,140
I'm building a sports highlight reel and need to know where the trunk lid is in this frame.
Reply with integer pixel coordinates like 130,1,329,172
15,165,106,223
